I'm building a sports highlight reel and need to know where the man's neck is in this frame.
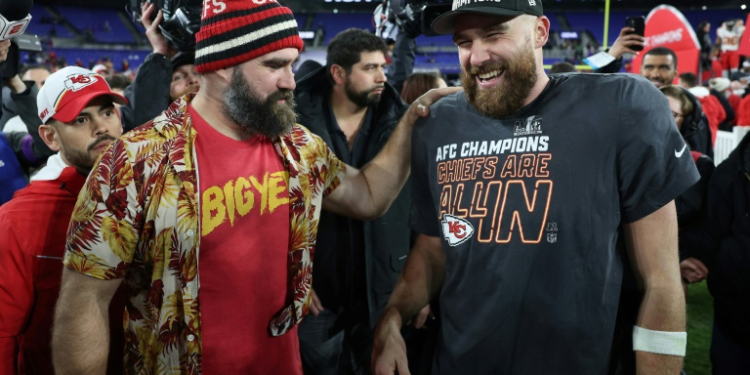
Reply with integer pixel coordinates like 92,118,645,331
191,90,254,141
522,67,551,108
330,87,369,150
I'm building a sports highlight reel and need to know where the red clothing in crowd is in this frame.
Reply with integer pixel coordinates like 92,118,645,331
737,95,750,125
190,106,302,374
729,93,742,125
0,157,124,375
691,87,725,144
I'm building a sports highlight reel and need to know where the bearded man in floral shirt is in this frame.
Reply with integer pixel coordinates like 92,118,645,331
51,1,458,374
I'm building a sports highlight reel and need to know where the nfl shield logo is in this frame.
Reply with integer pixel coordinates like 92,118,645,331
547,233,557,243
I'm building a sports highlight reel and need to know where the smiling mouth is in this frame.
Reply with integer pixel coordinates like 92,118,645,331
477,69,504,82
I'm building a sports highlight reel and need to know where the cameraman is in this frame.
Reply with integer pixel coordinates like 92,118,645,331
120,2,199,131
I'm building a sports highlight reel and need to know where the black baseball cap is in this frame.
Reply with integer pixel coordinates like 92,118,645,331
171,52,195,71
431,0,544,35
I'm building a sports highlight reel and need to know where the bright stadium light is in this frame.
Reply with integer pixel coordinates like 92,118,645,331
743,4,747,10
702,6,707,10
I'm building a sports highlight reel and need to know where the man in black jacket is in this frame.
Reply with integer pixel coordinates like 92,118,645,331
294,28,411,374
704,131,750,373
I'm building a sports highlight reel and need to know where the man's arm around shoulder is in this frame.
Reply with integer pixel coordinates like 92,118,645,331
323,87,461,220
53,268,122,375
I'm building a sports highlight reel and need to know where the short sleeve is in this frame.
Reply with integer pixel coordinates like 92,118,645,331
409,120,441,237
616,76,700,223
315,134,347,198
64,140,139,280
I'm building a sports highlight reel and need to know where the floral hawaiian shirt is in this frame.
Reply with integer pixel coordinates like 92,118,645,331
64,94,346,374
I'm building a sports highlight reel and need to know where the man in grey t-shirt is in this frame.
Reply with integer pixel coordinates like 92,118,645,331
372,1,699,374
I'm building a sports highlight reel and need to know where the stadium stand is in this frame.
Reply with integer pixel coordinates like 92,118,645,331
27,5,74,39
53,6,135,44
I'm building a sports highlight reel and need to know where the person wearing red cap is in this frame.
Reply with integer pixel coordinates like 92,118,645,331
51,1,459,374
0,66,127,375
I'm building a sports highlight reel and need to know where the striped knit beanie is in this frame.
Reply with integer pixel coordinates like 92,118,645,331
195,0,304,73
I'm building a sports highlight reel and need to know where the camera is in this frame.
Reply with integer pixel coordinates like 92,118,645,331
375,0,452,38
127,0,201,52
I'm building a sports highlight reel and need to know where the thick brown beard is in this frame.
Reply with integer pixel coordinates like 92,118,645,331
461,41,538,119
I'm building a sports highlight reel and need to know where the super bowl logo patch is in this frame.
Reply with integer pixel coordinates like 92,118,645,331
63,73,98,92
441,214,474,246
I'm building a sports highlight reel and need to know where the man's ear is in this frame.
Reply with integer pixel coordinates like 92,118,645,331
38,123,61,152
534,16,551,49
330,64,346,86
212,66,234,83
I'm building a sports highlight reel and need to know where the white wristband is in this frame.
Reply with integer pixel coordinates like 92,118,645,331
632,325,687,357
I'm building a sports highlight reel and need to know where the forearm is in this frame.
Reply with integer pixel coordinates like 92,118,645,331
381,237,444,326
360,117,413,216
634,283,685,374
624,202,686,374
52,288,111,374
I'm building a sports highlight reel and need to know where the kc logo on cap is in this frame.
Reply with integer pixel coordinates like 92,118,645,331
37,66,128,124
63,73,99,92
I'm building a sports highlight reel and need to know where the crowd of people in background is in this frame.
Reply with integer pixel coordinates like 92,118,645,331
0,0,749,374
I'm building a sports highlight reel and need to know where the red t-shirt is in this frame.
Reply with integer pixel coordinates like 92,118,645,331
190,106,300,374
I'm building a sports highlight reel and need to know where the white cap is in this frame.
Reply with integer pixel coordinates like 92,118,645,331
37,66,127,124
92,64,109,74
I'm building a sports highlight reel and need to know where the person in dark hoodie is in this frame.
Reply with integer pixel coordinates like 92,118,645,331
294,28,411,374
119,2,199,131
704,131,750,373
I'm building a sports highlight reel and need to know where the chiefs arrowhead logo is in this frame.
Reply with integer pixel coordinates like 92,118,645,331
441,214,475,246
63,73,99,92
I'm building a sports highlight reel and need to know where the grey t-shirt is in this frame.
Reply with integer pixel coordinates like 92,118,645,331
410,73,700,375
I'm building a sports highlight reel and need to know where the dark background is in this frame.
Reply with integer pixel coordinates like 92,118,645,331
35,0,750,13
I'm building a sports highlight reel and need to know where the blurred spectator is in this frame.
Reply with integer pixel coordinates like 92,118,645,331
168,52,199,101
107,74,133,111
697,21,713,73
21,66,51,89
659,85,715,285
594,26,644,73
295,60,323,81
703,131,750,373
679,72,698,89
687,86,725,145
549,61,576,74
119,2,197,131
680,71,725,147
1,73,55,173
400,72,447,104
729,60,750,82
707,77,737,130
92,64,109,77
708,77,740,129
716,19,745,78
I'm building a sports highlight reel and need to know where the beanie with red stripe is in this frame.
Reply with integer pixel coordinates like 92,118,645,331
195,0,304,74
